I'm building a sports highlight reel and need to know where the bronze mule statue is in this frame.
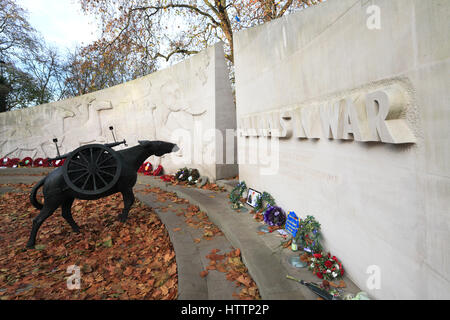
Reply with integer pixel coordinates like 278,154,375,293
26,140,178,248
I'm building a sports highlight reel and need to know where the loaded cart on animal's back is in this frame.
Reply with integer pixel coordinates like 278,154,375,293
27,139,179,248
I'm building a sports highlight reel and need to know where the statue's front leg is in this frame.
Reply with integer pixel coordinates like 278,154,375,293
118,189,135,222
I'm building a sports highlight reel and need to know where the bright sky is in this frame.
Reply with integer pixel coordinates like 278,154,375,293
20,0,100,53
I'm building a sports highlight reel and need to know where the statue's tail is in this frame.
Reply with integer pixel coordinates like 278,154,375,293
30,177,46,210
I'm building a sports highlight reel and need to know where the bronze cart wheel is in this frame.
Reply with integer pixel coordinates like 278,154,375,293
62,144,122,195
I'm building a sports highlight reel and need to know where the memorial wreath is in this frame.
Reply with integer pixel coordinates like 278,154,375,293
308,252,345,281
294,215,322,253
254,191,276,213
229,181,247,209
263,205,286,227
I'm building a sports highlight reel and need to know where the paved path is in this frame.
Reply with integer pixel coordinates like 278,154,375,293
134,184,242,300
0,168,361,300
137,176,361,300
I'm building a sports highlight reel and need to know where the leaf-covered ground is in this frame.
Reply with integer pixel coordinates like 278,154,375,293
0,183,177,300
138,186,261,300
201,247,261,300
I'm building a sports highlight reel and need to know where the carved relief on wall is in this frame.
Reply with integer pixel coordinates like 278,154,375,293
0,106,74,158
0,98,116,158
0,56,211,166
62,99,113,150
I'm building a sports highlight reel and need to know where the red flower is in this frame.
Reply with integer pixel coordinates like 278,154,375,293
1,157,10,167
316,272,323,279
324,260,333,268
332,256,338,262
341,269,344,276
160,175,175,183
10,158,20,167
21,157,33,166
152,165,163,176
33,158,44,167
313,253,322,259
52,159,65,167
42,158,50,167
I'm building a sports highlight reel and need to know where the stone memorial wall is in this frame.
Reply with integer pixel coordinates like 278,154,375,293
234,0,449,299
1,0,448,300
0,43,238,180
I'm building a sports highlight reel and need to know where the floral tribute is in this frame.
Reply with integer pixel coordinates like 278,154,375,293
138,162,153,175
294,215,322,254
33,158,45,167
51,159,65,167
308,252,344,281
254,191,276,213
175,167,189,181
9,158,20,167
160,174,175,183
152,165,163,176
0,157,50,167
187,169,200,185
263,205,286,227
1,157,10,167
20,157,33,167
229,181,247,210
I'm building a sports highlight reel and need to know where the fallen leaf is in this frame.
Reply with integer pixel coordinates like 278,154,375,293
123,267,132,276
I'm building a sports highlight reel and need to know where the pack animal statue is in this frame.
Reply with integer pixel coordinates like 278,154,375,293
26,140,179,249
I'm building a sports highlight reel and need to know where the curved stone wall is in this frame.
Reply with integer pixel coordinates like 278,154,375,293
234,0,449,299
0,43,237,180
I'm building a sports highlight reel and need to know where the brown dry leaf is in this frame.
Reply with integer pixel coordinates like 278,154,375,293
167,264,177,276
0,186,178,301
216,264,227,273
164,251,175,263
173,228,181,232
282,239,292,248
200,270,209,278
160,285,169,296
123,267,133,276
236,275,251,287
300,253,312,262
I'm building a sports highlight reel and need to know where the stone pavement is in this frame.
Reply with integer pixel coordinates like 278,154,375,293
137,176,361,300
0,168,361,300
134,184,242,300
0,168,51,194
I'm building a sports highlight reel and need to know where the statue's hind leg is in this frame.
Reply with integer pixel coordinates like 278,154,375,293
26,199,60,248
118,188,135,223
61,198,80,233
